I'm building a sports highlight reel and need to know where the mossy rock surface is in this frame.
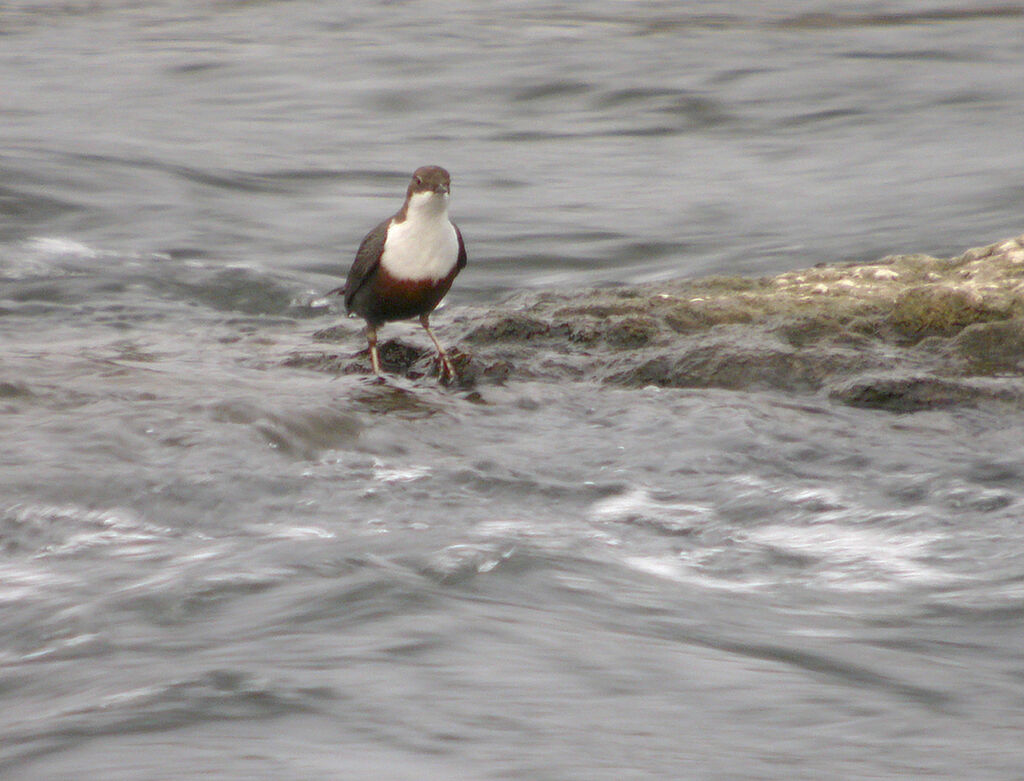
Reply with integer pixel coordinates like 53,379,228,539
297,233,1024,408
892,285,1004,337
953,319,1024,374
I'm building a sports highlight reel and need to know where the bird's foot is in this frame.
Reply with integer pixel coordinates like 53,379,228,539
436,352,458,384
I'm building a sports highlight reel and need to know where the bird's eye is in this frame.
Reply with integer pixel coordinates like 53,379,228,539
413,176,422,185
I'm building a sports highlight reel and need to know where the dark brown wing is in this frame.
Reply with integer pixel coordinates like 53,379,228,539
332,218,390,313
454,223,467,270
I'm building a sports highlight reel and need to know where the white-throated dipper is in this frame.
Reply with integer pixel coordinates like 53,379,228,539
330,165,466,379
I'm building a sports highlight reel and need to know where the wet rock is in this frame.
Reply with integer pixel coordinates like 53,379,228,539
465,313,549,343
603,316,660,348
609,340,821,391
771,314,873,348
604,329,884,392
662,303,711,333
952,319,1024,374
0,380,32,398
376,339,429,373
291,233,1024,409
830,374,1024,413
892,285,1002,338
830,375,973,412
284,338,480,387
281,350,349,373
311,324,349,342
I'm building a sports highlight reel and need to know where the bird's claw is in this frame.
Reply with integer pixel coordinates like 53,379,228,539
436,353,457,384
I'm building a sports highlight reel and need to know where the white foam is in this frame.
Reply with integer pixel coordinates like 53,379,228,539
746,523,957,591
25,236,98,259
255,524,336,540
6,502,172,558
1,237,128,280
622,554,774,593
589,486,711,530
371,459,431,484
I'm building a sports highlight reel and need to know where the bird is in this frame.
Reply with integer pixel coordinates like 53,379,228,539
329,165,466,380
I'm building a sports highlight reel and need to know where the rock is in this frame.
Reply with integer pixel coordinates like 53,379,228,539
830,374,1024,412
311,324,349,342
891,285,1001,338
602,330,881,392
603,316,660,348
465,313,549,343
0,381,32,398
291,233,1024,409
952,319,1024,374
830,375,974,412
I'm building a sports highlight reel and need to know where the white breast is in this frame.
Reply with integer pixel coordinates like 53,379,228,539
379,192,459,282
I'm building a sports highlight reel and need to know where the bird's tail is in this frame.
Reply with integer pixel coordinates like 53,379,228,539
326,285,346,297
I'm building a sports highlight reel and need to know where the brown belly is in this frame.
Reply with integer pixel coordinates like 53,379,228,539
351,264,459,325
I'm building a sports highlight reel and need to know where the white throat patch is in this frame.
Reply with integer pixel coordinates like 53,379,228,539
380,192,459,282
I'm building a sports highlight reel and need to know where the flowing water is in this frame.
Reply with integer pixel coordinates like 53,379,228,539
3,2,1024,779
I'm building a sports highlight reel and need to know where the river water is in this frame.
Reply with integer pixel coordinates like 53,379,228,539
3,2,1024,779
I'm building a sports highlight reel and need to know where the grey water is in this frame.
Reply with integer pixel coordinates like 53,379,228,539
2,2,1024,779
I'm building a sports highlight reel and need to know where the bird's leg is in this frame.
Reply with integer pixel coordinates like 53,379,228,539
419,314,455,380
366,324,382,376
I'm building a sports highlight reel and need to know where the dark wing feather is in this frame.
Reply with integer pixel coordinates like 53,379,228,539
337,218,390,312
454,223,467,270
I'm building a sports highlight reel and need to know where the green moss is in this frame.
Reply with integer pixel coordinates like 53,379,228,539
604,316,660,348
891,285,1003,338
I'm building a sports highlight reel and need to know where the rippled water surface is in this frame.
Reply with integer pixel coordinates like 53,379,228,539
3,2,1024,779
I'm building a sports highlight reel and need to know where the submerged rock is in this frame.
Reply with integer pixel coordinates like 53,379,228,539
952,319,1024,374
293,234,1024,410
830,374,1024,413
